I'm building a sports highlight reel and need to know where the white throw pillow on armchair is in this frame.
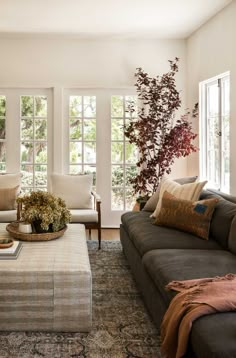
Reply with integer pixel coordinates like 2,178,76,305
50,174,93,209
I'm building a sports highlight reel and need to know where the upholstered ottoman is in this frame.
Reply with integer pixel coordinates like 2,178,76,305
0,224,92,332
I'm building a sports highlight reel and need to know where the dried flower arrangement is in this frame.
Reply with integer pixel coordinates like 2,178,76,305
124,58,198,197
17,191,71,232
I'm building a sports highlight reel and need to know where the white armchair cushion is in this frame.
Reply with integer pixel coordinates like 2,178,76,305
70,209,98,223
0,210,17,222
51,174,93,209
0,173,21,188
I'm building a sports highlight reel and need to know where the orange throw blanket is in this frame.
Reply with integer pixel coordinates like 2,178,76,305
160,274,236,358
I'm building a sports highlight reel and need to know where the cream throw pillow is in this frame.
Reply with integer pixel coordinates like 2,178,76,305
0,173,21,188
51,174,93,209
143,176,198,212
152,177,207,218
0,186,19,210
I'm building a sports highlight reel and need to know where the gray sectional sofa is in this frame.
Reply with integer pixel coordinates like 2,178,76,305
120,189,236,357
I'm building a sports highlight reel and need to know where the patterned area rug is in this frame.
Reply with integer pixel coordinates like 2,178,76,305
0,240,161,358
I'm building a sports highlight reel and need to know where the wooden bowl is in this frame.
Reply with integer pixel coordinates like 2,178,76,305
0,238,14,249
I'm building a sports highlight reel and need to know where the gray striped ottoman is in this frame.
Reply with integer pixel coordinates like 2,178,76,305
0,224,92,332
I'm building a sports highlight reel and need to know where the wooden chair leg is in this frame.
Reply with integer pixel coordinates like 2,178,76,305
98,227,101,250
89,228,91,240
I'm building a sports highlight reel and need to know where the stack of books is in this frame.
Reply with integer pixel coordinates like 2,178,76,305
0,240,22,260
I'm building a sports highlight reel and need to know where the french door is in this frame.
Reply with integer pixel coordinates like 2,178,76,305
64,89,137,227
1,87,136,227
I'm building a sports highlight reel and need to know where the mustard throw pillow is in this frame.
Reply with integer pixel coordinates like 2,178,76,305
152,177,207,218
154,191,219,240
0,186,19,210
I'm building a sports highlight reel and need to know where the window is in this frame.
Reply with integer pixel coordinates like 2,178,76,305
68,95,96,185
111,95,137,210
200,73,230,192
20,95,48,192
0,96,6,172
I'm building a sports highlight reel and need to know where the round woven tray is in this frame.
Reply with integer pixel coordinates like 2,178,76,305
6,222,67,241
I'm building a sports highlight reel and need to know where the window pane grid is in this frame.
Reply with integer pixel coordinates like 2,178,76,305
203,74,230,193
111,95,137,210
69,95,96,185
20,95,48,192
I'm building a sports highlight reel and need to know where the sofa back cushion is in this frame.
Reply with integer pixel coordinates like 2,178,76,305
207,189,236,204
50,174,93,209
200,190,236,249
229,217,236,254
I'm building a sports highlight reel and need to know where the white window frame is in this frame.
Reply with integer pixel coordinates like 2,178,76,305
0,88,52,189
63,88,136,227
20,94,49,191
65,94,97,181
111,95,138,211
200,72,230,192
0,95,6,172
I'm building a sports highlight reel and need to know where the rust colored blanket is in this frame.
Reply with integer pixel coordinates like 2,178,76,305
160,274,236,358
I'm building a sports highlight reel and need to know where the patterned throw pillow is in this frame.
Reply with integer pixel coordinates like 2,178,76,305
154,191,219,240
152,177,207,218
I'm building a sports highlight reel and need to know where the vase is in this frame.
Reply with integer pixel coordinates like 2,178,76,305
132,198,149,212
32,220,52,233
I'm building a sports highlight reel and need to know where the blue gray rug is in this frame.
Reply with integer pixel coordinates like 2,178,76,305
0,240,161,358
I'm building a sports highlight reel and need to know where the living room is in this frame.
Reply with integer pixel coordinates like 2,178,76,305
0,0,236,357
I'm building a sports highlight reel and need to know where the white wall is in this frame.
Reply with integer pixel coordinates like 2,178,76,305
187,1,236,194
0,35,188,179
0,36,185,87
0,36,188,227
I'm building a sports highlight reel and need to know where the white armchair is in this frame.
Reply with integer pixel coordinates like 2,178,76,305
0,173,21,223
50,174,102,249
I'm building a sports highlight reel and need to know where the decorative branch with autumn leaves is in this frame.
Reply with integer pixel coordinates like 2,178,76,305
124,58,198,197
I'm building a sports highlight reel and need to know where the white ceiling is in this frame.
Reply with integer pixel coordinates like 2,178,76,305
0,0,232,39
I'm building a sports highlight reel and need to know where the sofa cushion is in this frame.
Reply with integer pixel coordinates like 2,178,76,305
200,190,236,249
143,176,198,212
142,249,236,305
121,212,221,257
190,312,236,358
50,174,93,209
155,191,218,240
153,178,207,218
207,188,236,204
142,248,236,358
70,209,98,223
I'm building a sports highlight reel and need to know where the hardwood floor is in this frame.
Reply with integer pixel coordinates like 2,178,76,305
86,228,120,241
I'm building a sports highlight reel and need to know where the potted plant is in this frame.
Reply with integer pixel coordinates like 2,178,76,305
124,57,198,201
17,191,71,233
